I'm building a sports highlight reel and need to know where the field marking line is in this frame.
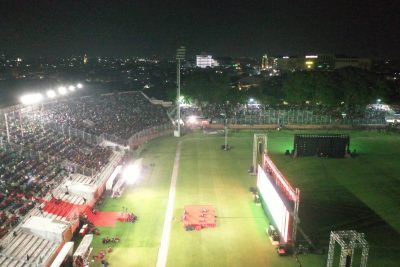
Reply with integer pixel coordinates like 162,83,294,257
156,141,181,267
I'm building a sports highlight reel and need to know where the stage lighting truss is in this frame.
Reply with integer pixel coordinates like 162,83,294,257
252,133,267,174
326,230,369,267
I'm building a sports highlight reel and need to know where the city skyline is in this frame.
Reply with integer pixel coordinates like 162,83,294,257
0,0,399,58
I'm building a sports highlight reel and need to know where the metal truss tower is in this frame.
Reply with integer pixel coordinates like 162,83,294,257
326,230,369,267
252,134,267,174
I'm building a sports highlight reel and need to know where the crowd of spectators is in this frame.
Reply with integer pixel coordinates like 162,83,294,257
42,92,170,140
182,103,392,124
0,113,115,236
364,106,388,122
180,105,202,119
0,91,172,239
0,146,64,234
9,127,112,171
3,113,113,171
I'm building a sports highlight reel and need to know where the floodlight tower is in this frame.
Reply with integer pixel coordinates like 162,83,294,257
175,46,186,137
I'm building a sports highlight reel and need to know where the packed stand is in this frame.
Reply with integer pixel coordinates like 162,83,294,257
193,102,394,125
6,116,112,171
41,92,170,140
0,112,115,237
0,146,64,237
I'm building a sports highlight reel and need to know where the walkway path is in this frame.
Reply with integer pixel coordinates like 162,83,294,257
156,141,181,267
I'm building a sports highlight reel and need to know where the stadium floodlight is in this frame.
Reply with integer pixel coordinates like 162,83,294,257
122,161,142,185
76,83,83,89
175,46,186,137
68,85,76,91
46,90,57,98
20,93,44,105
58,86,67,95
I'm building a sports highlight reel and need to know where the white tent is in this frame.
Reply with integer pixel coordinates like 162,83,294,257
22,216,68,242
106,165,122,190
63,181,96,200
73,234,93,264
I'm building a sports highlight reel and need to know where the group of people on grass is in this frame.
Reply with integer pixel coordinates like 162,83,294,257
102,236,120,244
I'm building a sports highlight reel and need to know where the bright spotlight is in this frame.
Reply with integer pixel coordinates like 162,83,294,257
68,85,76,91
188,115,196,124
58,86,67,95
46,90,56,98
20,93,43,105
122,159,142,185
76,83,83,89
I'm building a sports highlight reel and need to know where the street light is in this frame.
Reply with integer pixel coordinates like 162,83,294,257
175,46,186,137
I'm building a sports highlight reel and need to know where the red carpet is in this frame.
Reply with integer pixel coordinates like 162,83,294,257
43,199,121,226
84,207,122,226
43,198,81,218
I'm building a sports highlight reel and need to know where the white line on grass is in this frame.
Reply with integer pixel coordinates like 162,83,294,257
156,141,181,267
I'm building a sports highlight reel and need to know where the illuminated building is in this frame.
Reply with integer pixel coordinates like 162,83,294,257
261,54,278,71
83,54,88,64
335,57,371,70
261,54,268,70
196,54,217,68
275,54,371,72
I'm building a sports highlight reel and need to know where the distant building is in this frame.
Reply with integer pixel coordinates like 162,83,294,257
335,57,371,70
196,54,217,68
214,57,234,68
274,54,371,72
261,54,268,70
83,54,88,65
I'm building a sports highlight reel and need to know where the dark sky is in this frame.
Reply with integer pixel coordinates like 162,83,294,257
0,0,399,58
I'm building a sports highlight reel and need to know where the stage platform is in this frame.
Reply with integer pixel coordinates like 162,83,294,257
182,205,216,231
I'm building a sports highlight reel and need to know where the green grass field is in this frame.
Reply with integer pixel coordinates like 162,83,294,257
89,129,400,267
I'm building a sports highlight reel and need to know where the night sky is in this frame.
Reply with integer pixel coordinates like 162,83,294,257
0,0,399,58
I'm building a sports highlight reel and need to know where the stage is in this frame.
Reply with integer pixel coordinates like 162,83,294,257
182,205,216,231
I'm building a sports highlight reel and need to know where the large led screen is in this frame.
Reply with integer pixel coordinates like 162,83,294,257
257,165,290,242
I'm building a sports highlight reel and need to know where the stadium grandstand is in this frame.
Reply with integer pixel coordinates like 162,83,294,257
0,91,173,266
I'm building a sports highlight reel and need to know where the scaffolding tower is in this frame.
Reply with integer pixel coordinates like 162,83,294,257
252,134,267,174
326,230,369,267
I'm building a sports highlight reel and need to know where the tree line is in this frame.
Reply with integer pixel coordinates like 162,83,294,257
147,67,391,116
